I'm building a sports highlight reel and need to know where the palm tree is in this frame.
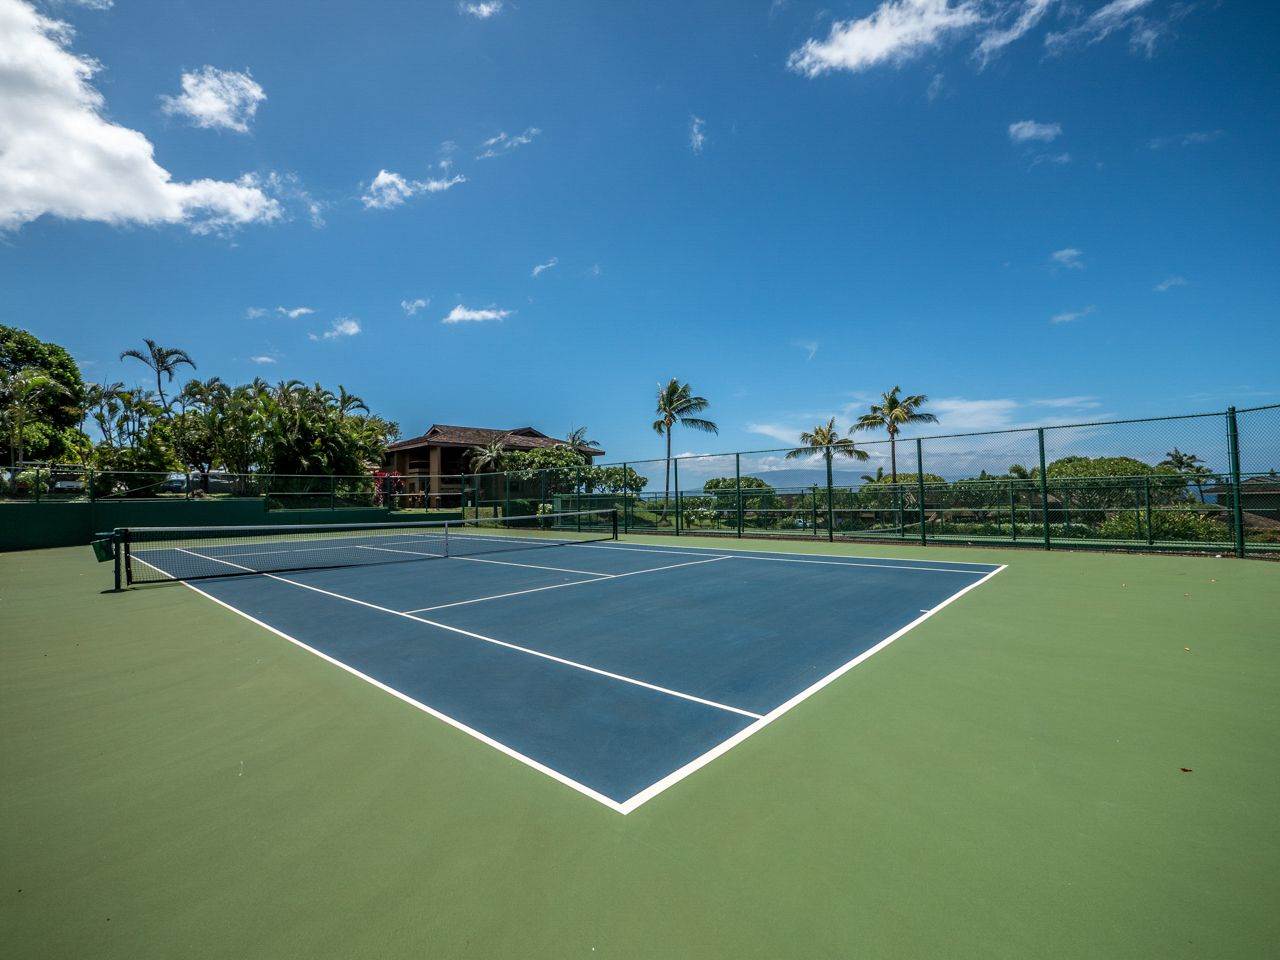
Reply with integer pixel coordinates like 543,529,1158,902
1160,448,1204,472
565,425,601,450
1160,448,1212,503
468,440,507,474
119,339,196,415
1,367,69,464
652,379,717,506
786,418,868,508
853,386,938,483
861,466,885,484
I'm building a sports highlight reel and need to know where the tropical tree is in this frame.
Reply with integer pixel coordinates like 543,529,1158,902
468,440,508,474
1,367,69,464
565,425,601,450
854,386,938,483
1,324,85,462
1160,448,1213,503
652,379,717,505
861,466,885,484
786,418,868,516
119,339,196,415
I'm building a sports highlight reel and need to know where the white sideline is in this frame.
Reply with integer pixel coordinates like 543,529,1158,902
404,555,733,614
170,547,762,721
147,546,1008,814
613,562,1009,814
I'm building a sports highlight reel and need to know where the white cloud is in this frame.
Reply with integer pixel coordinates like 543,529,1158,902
926,72,946,100
61,0,113,8
976,0,1056,64
1050,247,1084,269
309,317,361,341
787,0,982,77
930,397,1021,431
160,66,265,133
401,297,429,316
1149,130,1224,150
276,306,314,319
689,116,706,154
531,257,558,278
254,170,325,227
442,304,512,324
588,263,602,277
747,423,804,445
476,127,541,159
245,307,268,319
360,169,465,209
1009,119,1061,143
1030,395,1102,409
459,1,502,18
793,340,819,361
248,355,277,365
1045,0,1158,55
1030,151,1072,166
1050,305,1095,324
0,1,281,234
1154,275,1187,293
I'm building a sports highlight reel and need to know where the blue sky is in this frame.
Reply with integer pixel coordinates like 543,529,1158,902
2,0,1277,467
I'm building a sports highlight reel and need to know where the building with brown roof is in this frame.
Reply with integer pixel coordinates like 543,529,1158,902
384,425,605,508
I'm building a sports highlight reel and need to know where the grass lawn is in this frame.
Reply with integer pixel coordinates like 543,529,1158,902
2,538,1277,959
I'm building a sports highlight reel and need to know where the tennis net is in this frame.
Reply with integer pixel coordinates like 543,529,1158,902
115,509,618,585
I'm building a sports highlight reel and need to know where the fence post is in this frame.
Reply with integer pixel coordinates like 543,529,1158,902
735,453,743,539
87,467,95,502
915,438,927,546
1038,428,1051,550
825,450,834,542
621,463,630,535
330,474,337,511
503,471,510,519
1061,485,1069,535
1227,407,1245,558
1009,478,1017,542
1143,475,1153,546
673,458,681,535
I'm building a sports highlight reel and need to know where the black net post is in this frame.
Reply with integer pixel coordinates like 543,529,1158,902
112,531,123,591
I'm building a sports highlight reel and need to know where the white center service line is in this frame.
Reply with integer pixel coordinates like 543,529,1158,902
404,555,734,614
354,542,605,576
170,547,761,720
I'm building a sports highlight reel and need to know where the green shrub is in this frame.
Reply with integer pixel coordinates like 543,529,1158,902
1098,509,1229,543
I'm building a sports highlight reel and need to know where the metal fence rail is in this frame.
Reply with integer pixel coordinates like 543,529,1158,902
5,403,1278,557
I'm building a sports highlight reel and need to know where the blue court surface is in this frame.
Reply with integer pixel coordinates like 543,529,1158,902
138,538,1004,813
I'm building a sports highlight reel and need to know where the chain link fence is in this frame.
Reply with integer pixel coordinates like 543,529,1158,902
5,403,1277,556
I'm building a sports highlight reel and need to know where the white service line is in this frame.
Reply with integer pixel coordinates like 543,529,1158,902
404,555,734,614
172,546,760,721
355,541,613,576
613,562,1009,814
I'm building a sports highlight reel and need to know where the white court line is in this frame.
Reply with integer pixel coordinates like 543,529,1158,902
613,562,1009,814
354,543,607,576
127,553,631,813
149,547,1006,814
580,538,1001,570
170,547,761,721
404,555,734,614
579,541,986,574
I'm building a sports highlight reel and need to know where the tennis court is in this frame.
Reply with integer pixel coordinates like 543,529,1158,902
115,511,1002,812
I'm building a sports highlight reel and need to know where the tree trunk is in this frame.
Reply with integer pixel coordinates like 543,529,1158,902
889,431,898,483
663,425,672,509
